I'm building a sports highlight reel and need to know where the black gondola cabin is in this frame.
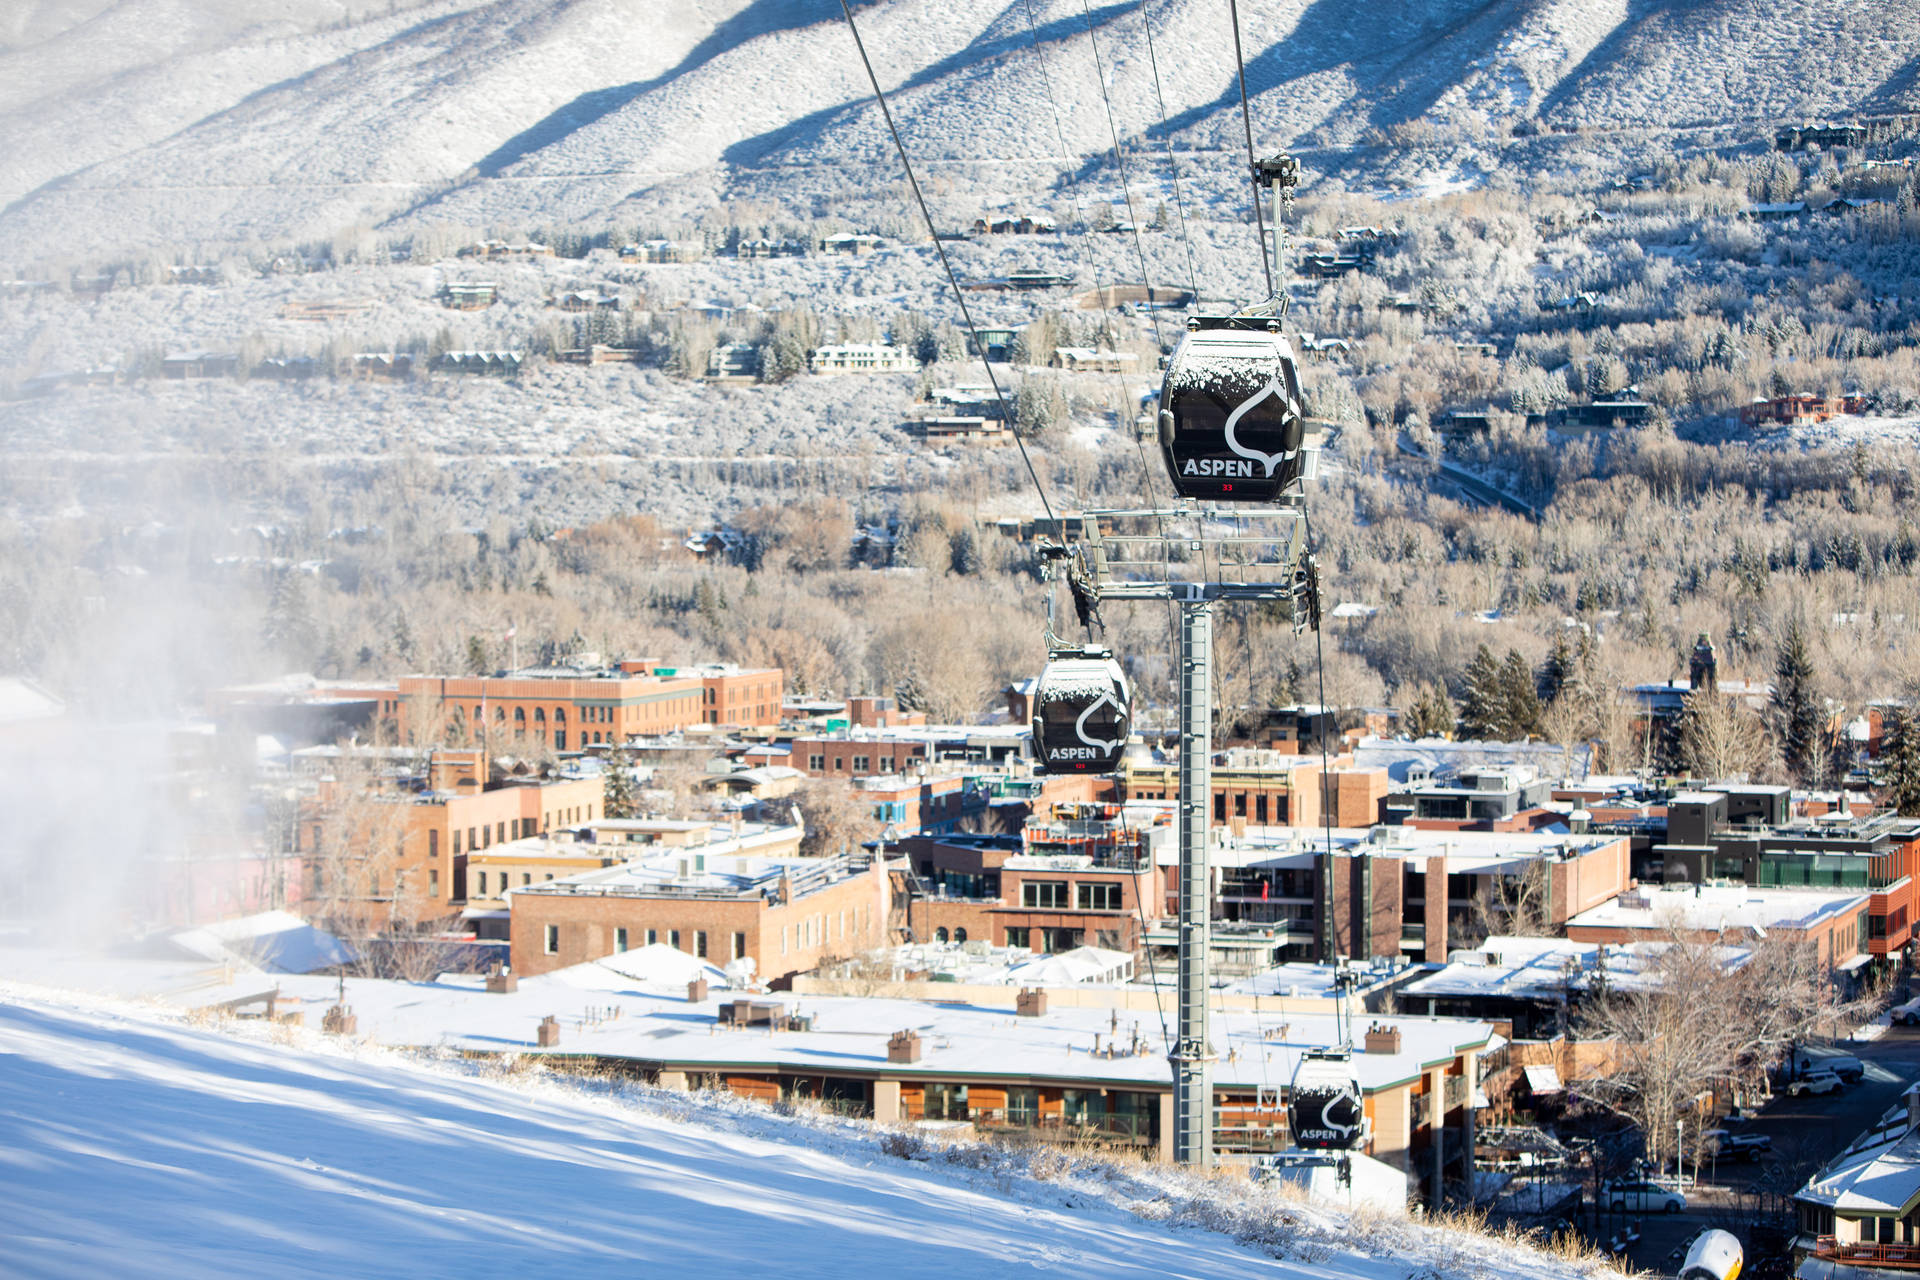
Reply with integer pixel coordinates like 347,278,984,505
1158,320,1307,503
1031,648,1130,774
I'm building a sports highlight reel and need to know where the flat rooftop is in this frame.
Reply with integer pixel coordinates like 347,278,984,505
1567,883,1871,934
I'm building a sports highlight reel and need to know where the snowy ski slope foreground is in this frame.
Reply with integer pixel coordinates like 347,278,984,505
0,989,1611,1280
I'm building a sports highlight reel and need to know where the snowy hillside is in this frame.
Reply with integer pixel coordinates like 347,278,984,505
5,0,1920,261
0,988,1612,1279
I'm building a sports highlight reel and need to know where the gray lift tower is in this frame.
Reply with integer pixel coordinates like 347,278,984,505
1072,507,1322,1165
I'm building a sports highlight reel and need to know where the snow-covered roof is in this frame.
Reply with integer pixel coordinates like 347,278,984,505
1004,946,1135,987
1800,1125,1920,1215
1567,884,1870,935
167,911,356,974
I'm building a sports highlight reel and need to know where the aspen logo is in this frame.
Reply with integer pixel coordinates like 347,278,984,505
1181,457,1255,477
1221,375,1301,477
1073,689,1126,754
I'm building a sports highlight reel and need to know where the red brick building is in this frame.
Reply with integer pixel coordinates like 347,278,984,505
397,660,782,749
298,747,604,926
509,846,888,983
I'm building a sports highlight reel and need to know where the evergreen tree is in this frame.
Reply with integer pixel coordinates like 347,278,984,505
1538,632,1574,706
1772,619,1821,783
465,635,490,675
1456,646,1505,740
1883,709,1920,817
261,571,317,664
948,527,982,576
602,747,639,819
1500,648,1544,740
1404,684,1453,739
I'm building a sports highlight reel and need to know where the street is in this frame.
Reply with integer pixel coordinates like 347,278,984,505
1502,1025,1920,1275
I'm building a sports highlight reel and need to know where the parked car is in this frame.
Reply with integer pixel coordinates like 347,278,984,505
1704,1129,1772,1159
1789,1068,1844,1096
1794,1051,1865,1083
1893,998,1920,1027
1604,1179,1687,1213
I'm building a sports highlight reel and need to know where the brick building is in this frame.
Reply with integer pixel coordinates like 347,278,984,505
298,747,604,926
508,844,887,983
898,803,1175,954
396,660,783,748
1119,749,1388,829
1566,883,1871,976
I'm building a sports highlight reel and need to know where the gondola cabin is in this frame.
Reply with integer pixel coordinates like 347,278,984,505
1679,1230,1741,1280
1158,320,1307,503
1287,1049,1366,1150
1031,648,1130,774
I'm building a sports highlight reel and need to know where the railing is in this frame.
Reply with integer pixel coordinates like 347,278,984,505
1815,1237,1920,1267
968,1108,1150,1143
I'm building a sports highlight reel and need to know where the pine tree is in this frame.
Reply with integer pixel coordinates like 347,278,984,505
1772,619,1821,784
1883,709,1920,817
1404,684,1453,739
1458,645,1505,740
465,636,490,675
1500,648,1544,740
602,747,639,819
1538,632,1574,707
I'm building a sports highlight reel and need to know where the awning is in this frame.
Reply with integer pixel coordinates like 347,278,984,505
1523,1064,1563,1095
1838,953,1874,972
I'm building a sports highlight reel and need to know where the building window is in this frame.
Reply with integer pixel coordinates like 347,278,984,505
1005,927,1029,949
544,925,559,955
1076,883,1122,911
853,755,870,773
453,829,462,855
809,754,825,771
1022,881,1068,909
732,931,746,960
555,731,566,750
428,868,440,896
646,929,658,946
695,931,708,958
429,830,440,859
524,873,533,886
670,929,682,951
497,822,506,844
935,927,949,943
476,871,488,897
615,928,628,953
955,927,967,943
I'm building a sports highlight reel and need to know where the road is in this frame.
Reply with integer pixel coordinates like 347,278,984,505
1507,1026,1920,1275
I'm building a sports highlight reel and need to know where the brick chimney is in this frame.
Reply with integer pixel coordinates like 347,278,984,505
321,1004,357,1036
688,977,709,1003
1015,988,1048,1017
485,962,518,994
1363,1023,1402,1055
537,1015,561,1048
887,1029,922,1063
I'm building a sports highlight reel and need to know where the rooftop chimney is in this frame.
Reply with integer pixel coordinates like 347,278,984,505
887,1029,922,1063
688,977,709,1004
1363,1023,1402,1055
537,1015,561,1048
486,962,518,994
1015,988,1048,1017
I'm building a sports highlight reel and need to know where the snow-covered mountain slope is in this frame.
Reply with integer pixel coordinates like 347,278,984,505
0,990,1606,1279
4,0,1919,261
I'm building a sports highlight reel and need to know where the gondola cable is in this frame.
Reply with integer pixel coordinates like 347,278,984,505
1013,8,1173,1053
1133,0,1203,307
1227,0,1275,300
836,0,1058,523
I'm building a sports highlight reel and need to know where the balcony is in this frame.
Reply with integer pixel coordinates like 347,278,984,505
920,1106,1152,1146
1815,1237,1920,1268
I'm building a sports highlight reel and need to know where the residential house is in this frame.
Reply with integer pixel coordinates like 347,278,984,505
161,351,240,379
1048,347,1138,374
442,281,497,310
818,233,884,255
809,343,910,375
433,350,524,377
